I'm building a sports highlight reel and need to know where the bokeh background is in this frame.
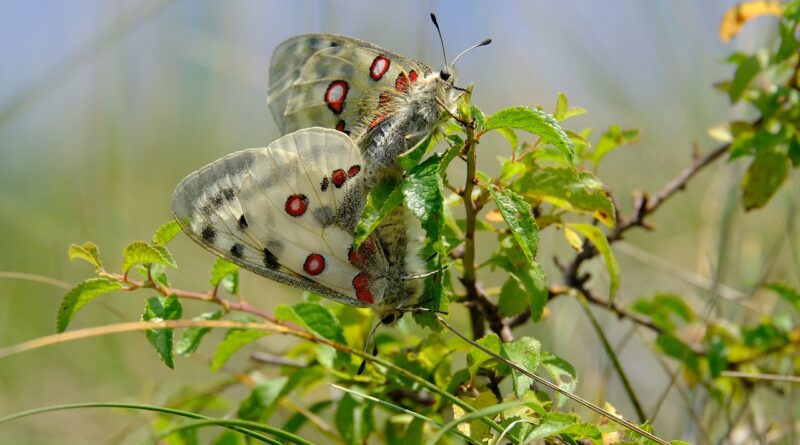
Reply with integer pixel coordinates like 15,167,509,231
1,1,798,444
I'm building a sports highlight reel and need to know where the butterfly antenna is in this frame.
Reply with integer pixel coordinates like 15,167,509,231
357,320,383,375
451,38,492,67
401,264,451,281
430,13,451,79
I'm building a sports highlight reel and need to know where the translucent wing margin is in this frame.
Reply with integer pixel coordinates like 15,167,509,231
172,127,370,307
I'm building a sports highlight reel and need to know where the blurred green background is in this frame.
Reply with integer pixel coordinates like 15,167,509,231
1,1,798,443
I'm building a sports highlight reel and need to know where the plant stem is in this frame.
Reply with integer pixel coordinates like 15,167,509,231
460,117,485,340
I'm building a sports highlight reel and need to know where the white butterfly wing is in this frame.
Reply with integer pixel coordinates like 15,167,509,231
172,127,370,307
268,34,431,135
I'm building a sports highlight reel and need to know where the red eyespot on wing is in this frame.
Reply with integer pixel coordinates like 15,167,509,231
284,194,309,217
303,253,326,276
335,120,346,133
409,70,419,82
331,169,347,188
352,271,374,304
395,72,409,92
324,80,348,114
357,289,375,304
369,55,390,81
347,165,361,178
368,114,387,130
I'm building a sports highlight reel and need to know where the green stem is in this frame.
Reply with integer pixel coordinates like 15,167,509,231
461,110,485,340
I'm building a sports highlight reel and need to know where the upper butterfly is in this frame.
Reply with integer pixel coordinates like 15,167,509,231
267,21,490,184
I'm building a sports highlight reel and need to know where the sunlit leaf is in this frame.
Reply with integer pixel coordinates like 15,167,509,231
211,329,269,371
541,353,577,407
489,187,539,263
210,258,239,287
152,219,182,246
520,165,615,227
485,107,575,162
57,278,123,332
67,241,102,270
122,240,177,273
503,336,541,398
592,125,639,167
719,1,783,43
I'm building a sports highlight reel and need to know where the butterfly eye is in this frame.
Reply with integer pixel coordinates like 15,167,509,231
439,69,451,81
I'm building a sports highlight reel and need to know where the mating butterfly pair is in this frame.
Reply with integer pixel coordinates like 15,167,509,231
173,19,486,324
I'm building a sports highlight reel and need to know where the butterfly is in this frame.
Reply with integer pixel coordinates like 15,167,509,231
172,128,426,325
267,19,490,185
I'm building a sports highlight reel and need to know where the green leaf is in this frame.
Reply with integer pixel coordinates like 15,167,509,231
496,128,519,152
467,333,504,376
493,256,548,322
741,149,789,210
489,187,539,263
656,334,699,374
526,412,601,442
276,303,348,368
593,125,639,167
398,129,437,171
728,54,761,103
498,278,529,317
541,353,577,407
567,223,620,300
152,220,182,246
335,393,371,445
412,272,447,331
484,106,575,162
176,311,223,356
354,179,404,247
57,278,124,332
788,138,800,167
470,105,486,132
142,295,183,369
210,258,239,287
67,241,102,270
707,337,727,379
630,293,695,332
520,165,615,227
237,376,289,421
553,92,587,121
503,337,541,398
122,241,177,273
403,155,445,254
766,283,800,314
211,329,269,371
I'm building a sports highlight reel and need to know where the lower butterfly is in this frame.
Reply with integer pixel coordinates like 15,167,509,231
172,127,425,324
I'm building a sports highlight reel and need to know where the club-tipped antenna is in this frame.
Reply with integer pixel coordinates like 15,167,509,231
451,38,492,67
430,13,451,79
357,320,383,375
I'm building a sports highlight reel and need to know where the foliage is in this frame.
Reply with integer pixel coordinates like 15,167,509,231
3,2,799,444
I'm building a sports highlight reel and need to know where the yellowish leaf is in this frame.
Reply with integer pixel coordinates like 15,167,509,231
720,1,783,43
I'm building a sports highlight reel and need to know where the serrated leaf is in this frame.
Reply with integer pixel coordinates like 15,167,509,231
276,303,348,368
67,241,102,270
766,283,800,313
412,273,447,331
484,106,575,163
467,333,503,376
176,310,223,356
489,187,539,263
57,278,123,332
142,295,182,369
741,149,789,210
503,336,541,398
541,353,577,407
211,329,269,371
398,129,437,171
354,179,404,247
470,105,486,132
210,257,239,287
122,241,177,273
152,219,182,246
520,165,615,227
567,223,620,300
526,412,600,441
404,155,445,254
593,125,639,167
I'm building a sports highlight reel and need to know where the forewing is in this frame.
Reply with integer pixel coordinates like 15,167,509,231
172,127,370,307
268,34,430,134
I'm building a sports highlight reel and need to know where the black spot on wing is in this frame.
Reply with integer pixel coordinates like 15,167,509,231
238,214,248,229
202,226,216,242
231,243,244,258
211,194,224,207
222,187,235,201
321,176,329,192
263,248,280,270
